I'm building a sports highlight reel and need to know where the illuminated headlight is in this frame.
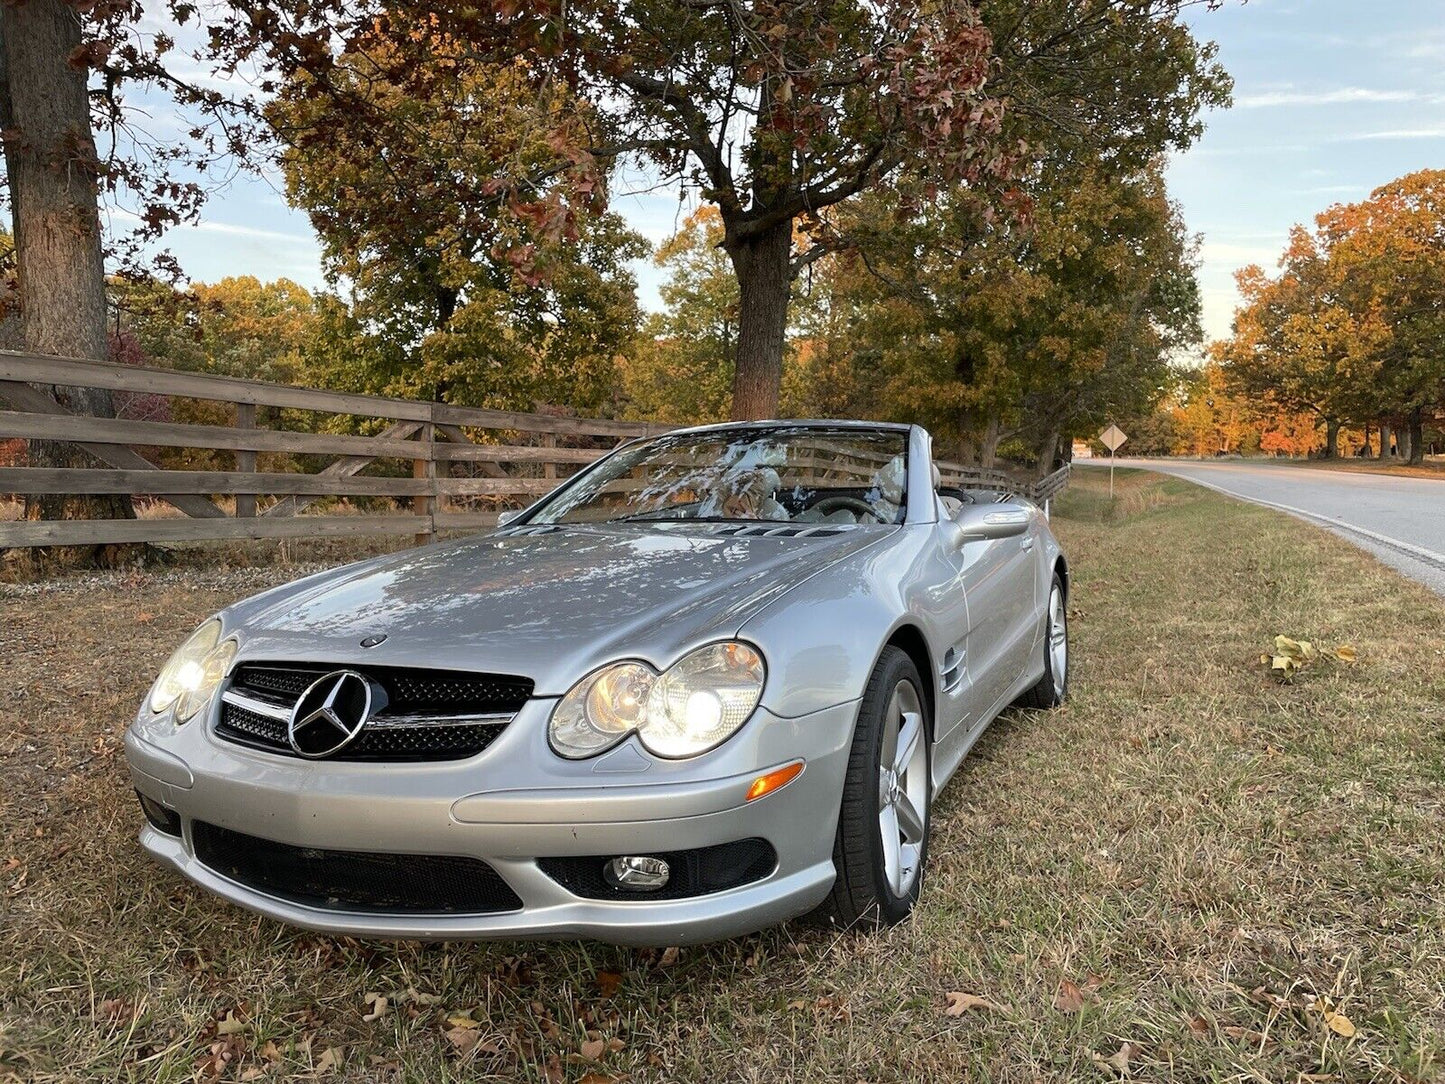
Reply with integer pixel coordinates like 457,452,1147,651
549,642,766,759
148,618,238,723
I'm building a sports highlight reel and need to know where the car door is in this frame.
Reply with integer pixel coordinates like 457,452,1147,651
954,499,1039,718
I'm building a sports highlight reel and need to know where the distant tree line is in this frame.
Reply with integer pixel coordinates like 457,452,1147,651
1211,170,1445,465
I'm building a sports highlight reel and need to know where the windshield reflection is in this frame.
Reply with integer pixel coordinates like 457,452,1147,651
530,426,910,527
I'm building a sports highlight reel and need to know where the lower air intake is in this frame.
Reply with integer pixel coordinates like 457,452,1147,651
192,822,522,915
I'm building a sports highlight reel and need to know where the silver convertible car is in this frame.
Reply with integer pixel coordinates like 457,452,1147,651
126,421,1069,944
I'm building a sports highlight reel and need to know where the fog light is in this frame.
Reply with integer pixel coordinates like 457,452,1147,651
605,855,671,891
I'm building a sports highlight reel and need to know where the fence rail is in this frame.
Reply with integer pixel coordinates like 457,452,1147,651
0,350,1068,548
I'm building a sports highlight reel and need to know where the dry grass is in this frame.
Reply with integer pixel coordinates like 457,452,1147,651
2,469,1443,1083
1277,457,1445,481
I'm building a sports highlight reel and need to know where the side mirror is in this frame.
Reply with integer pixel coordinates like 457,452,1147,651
950,503,1030,545
496,509,525,527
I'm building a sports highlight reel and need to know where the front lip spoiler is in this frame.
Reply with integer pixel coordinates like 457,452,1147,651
137,824,836,946
449,759,806,825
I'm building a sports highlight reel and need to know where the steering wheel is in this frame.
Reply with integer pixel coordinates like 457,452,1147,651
809,495,886,523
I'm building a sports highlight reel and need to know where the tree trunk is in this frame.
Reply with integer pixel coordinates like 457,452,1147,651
1397,421,1413,464
1378,422,1393,460
1323,418,1340,459
1,0,137,555
726,219,791,421
978,417,1001,470
1407,406,1426,466
1036,427,1061,479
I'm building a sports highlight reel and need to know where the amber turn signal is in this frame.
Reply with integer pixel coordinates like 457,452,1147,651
745,761,804,802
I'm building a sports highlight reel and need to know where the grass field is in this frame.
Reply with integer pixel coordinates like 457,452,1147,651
3,469,1443,1083
1279,457,1445,481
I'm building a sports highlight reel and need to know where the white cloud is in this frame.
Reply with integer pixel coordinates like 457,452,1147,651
1234,86,1422,108
1334,127,1445,142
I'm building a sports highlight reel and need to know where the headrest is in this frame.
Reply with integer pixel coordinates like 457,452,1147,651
874,455,906,504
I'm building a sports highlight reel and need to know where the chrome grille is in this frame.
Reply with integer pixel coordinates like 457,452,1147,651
215,662,531,761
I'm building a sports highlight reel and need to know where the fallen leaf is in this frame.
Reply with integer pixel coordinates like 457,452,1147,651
97,997,133,1022
658,946,681,967
595,970,622,998
362,993,388,1022
944,992,996,1016
543,1053,564,1083
314,1046,343,1074
444,1026,480,1055
1054,979,1086,1014
1185,1015,1210,1037
216,1011,248,1036
1311,998,1357,1037
446,1012,479,1030
1097,1041,1137,1074
579,1038,606,1060
1333,644,1358,662
577,1075,623,1084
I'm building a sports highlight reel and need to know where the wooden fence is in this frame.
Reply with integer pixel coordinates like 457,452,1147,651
0,350,1068,548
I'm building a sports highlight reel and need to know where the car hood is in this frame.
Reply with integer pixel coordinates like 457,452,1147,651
223,525,891,694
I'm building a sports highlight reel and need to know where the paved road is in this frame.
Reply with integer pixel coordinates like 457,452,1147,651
1086,458,1445,596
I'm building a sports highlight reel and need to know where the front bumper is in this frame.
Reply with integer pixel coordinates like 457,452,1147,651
125,697,859,945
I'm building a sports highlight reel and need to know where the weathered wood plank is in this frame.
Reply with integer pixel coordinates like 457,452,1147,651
435,477,558,497
263,420,424,518
234,403,257,518
432,443,605,464
0,467,430,497
0,349,666,436
433,511,502,530
0,350,435,421
433,401,654,438
0,410,424,458
0,514,427,548
0,380,228,520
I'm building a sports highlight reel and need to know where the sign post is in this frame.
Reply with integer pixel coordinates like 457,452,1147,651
1099,424,1128,498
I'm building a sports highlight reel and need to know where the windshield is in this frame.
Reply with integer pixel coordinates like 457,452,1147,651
529,426,910,526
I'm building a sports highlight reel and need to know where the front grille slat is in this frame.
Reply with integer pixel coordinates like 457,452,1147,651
192,822,523,914
214,662,531,762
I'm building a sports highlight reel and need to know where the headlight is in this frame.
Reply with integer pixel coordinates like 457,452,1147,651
549,642,765,759
149,618,238,723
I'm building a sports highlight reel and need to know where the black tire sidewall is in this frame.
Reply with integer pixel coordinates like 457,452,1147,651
855,649,932,923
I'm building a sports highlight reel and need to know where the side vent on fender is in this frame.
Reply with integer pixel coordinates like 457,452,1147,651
940,647,964,694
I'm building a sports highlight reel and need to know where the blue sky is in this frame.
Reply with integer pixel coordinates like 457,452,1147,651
132,0,1445,347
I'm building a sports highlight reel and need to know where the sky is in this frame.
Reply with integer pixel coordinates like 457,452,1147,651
129,0,1445,347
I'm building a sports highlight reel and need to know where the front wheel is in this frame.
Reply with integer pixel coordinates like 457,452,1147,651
1016,572,1068,709
810,646,931,929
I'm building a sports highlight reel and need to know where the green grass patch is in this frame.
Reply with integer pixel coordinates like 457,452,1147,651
2,469,1443,1082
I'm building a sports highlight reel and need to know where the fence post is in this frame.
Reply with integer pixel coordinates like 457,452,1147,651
413,417,436,546
542,432,557,483
235,403,256,518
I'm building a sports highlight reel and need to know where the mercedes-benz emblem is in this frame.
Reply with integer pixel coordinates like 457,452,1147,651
287,671,376,759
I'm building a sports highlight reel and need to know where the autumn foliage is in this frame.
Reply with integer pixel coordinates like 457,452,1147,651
1216,170,1445,463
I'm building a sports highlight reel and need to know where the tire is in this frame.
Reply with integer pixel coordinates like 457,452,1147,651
1016,572,1069,710
810,646,932,930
